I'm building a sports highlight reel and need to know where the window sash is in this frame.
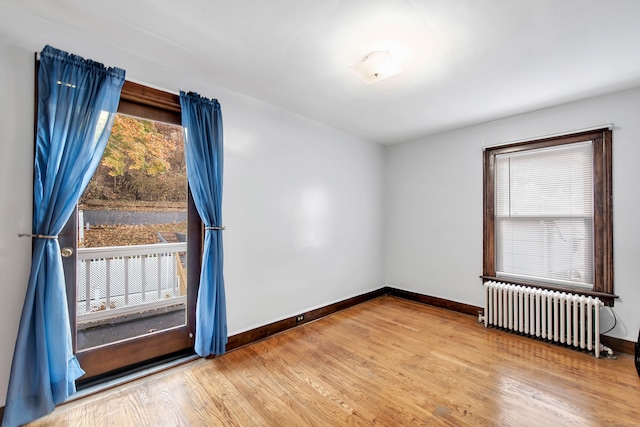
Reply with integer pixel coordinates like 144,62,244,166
493,140,594,288
495,216,593,288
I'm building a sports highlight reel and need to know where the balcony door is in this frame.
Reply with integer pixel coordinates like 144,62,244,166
59,82,201,384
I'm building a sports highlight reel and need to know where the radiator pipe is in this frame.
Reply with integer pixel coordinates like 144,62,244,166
599,343,614,359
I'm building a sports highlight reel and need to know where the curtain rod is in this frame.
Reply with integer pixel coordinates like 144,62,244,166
35,50,179,96
482,123,614,151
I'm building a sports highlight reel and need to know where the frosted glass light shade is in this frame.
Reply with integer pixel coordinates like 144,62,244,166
350,51,402,85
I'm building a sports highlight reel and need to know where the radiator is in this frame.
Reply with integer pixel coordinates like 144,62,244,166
482,280,611,358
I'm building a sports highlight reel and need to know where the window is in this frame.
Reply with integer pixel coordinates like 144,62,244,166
483,128,614,304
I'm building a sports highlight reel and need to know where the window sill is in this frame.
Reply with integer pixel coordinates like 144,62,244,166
479,275,618,306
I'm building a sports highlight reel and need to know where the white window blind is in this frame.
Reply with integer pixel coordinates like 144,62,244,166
495,141,594,288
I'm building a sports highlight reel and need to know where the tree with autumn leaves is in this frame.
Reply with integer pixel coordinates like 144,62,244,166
82,115,186,204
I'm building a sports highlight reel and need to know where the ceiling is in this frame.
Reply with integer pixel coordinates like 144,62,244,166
2,0,640,144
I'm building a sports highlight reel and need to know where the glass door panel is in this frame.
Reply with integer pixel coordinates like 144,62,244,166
76,114,187,350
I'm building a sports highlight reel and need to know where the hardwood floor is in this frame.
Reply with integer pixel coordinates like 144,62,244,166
28,296,640,426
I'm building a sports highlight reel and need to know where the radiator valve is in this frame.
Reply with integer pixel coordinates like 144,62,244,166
478,310,485,324
599,344,616,359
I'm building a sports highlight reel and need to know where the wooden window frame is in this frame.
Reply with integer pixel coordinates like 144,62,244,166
482,128,616,305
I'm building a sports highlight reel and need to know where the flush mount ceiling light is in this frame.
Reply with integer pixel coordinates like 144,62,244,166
350,50,402,85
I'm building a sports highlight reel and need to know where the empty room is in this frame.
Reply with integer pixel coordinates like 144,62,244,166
1,1,640,426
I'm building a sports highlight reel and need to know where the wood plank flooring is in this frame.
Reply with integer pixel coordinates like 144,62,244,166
28,296,640,426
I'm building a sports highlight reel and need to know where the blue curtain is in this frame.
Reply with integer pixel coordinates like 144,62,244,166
2,46,125,427
179,91,227,357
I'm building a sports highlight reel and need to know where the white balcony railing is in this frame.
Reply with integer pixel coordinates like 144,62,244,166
77,242,187,324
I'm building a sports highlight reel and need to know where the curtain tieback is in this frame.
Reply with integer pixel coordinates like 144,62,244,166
205,226,226,231
18,233,59,239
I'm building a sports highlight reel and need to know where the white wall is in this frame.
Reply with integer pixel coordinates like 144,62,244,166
0,34,385,406
0,38,38,412
385,87,640,343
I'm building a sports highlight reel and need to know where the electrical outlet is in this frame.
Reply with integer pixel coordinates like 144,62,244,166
296,314,304,322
